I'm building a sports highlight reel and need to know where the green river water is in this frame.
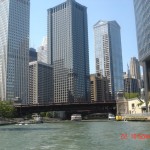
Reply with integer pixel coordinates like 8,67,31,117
0,121,150,150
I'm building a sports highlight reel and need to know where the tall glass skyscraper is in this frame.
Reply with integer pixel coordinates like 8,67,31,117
0,0,30,103
94,20,123,99
47,0,90,103
134,0,150,110
130,57,141,80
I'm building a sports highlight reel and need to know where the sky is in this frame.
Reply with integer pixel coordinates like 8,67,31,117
30,0,138,74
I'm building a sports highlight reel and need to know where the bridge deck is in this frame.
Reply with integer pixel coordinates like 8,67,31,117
14,101,116,116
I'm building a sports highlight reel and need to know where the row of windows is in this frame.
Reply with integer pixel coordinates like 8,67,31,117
15,0,30,5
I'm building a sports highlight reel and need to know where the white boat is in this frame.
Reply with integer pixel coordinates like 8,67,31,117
71,114,82,121
108,113,115,120
17,121,26,125
16,121,28,126
18,123,23,125
32,114,43,123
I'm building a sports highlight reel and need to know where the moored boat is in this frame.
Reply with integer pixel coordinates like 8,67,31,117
108,113,115,120
71,114,82,121
32,114,43,123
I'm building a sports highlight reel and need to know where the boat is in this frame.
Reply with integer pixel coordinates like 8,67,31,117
18,123,23,125
108,113,115,120
17,121,28,125
32,114,43,123
71,114,82,121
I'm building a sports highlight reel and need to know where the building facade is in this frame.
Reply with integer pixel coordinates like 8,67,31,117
48,0,90,103
47,0,90,103
124,77,139,93
0,0,30,103
29,61,53,105
38,37,48,64
94,20,123,99
127,98,146,114
90,74,110,102
29,48,37,62
130,57,141,80
134,0,150,110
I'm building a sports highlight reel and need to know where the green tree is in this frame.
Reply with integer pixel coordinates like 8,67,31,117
124,92,139,99
46,112,53,118
0,101,16,118
53,111,58,118
40,112,46,117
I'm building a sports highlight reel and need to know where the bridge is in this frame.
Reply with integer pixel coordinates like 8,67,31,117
14,101,116,117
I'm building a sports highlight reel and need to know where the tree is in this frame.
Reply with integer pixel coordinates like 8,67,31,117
46,112,53,118
40,112,46,117
0,101,16,118
124,92,139,99
53,111,58,118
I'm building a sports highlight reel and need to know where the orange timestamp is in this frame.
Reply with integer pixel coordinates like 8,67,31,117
120,133,150,140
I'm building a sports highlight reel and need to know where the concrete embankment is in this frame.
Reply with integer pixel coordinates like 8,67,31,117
0,120,16,126
0,118,24,126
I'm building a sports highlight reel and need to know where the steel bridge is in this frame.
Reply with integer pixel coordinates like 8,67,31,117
14,101,116,116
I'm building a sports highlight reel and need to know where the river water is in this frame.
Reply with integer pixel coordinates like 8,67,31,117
0,120,150,150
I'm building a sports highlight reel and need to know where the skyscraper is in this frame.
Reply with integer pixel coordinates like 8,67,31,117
90,74,110,102
47,0,90,103
0,0,30,103
124,78,139,93
130,57,141,80
29,48,37,62
38,37,48,64
133,0,150,110
29,61,53,105
94,20,123,99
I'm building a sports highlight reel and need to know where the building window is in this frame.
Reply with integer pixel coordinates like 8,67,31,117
132,103,135,108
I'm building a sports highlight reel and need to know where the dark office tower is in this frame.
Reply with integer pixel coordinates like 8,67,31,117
0,0,30,103
124,78,139,93
29,48,37,62
94,20,124,100
130,57,141,80
133,0,150,110
47,0,90,103
90,74,110,102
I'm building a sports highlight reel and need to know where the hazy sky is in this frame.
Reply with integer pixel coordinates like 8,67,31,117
30,0,138,74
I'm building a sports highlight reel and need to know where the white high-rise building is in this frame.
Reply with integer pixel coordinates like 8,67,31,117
38,37,48,64
0,0,30,103
94,20,123,99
